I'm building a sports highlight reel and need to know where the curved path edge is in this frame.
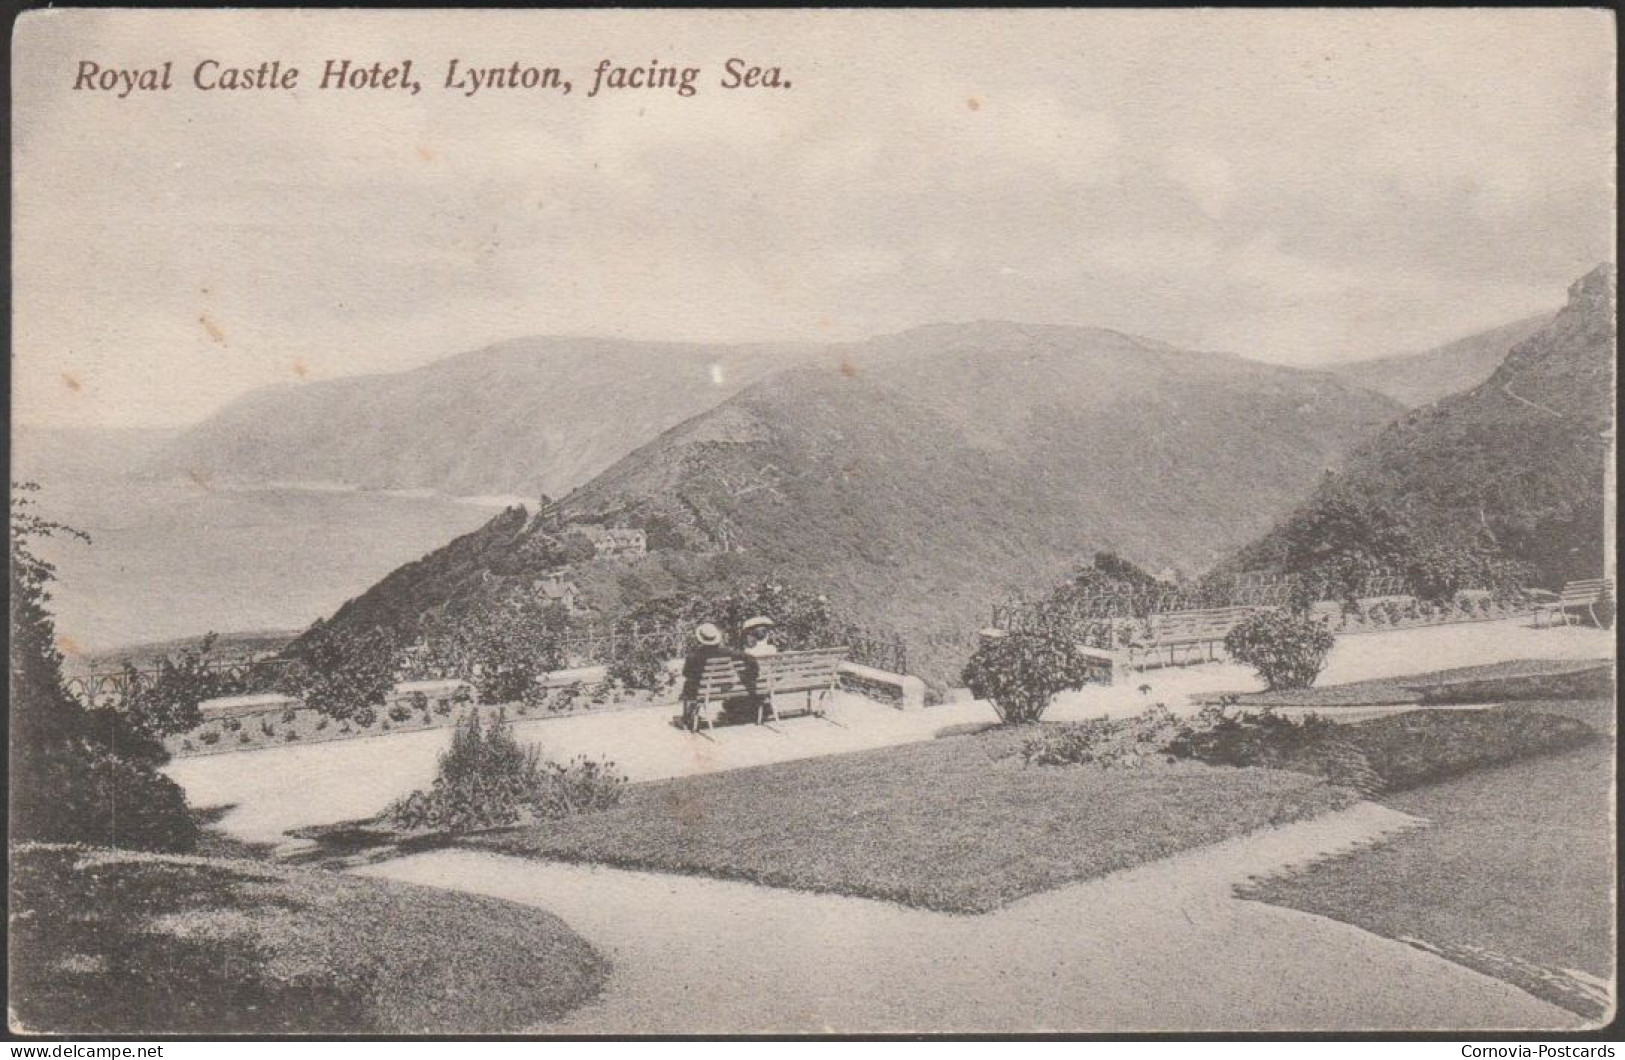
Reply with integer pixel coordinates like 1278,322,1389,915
357,801,1583,1033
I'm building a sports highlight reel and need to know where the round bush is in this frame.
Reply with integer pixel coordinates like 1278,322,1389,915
1223,610,1336,691
960,630,1100,724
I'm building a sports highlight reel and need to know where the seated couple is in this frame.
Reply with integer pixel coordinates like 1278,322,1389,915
677,617,778,728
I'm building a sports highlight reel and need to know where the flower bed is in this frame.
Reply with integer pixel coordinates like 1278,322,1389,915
166,682,633,758
1323,595,1534,635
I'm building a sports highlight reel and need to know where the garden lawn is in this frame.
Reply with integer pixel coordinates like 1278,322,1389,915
471,727,1358,913
1197,658,1612,710
1240,699,1614,1021
9,844,607,1034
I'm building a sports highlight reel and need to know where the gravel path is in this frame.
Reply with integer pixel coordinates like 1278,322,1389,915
358,801,1582,1033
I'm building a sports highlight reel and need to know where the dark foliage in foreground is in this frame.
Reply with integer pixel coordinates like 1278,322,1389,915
10,484,198,852
9,845,607,1034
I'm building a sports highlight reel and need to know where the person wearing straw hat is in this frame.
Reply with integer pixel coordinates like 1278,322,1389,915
741,615,779,658
678,621,758,729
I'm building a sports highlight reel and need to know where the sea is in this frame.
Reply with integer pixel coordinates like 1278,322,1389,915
24,476,523,661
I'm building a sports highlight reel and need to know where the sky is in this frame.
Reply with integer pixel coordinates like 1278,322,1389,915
13,8,1617,429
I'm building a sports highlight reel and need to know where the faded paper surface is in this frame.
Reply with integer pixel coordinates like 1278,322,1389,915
9,8,1617,1036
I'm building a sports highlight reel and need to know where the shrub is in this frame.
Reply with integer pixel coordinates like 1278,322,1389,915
529,682,584,714
198,730,221,746
281,706,299,724
284,622,402,722
415,591,567,705
1224,611,1336,691
222,716,242,732
1166,705,1598,796
1021,704,1183,768
283,729,299,742
1167,706,1383,796
433,698,453,717
387,710,624,834
531,755,627,818
961,630,1100,724
260,718,276,737
118,633,242,742
315,716,329,732
79,752,201,851
238,732,251,745
1405,541,1533,604
605,645,676,698
387,702,413,724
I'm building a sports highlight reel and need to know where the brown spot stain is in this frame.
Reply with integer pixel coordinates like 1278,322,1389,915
57,634,83,658
416,145,436,162
292,358,309,379
186,468,214,490
838,356,859,379
966,97,981,112
199,313,227,345
61,372,83,393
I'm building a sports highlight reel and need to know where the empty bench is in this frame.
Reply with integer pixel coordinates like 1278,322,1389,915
1534,578,1614,628
687,647,848,734
1134,606,1262,668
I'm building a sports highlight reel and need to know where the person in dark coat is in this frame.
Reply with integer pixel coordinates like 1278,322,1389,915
678,622,758,728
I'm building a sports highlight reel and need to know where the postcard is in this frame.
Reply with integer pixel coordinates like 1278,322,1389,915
9,8,1616,1037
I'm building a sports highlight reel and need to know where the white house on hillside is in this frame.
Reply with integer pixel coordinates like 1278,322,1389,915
534,576,581,611
578,524,647,558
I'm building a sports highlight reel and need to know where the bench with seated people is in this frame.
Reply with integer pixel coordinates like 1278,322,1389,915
1533,577,1614,628
686,647,848,734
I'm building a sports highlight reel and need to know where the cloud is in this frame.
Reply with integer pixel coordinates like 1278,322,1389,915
11,8,1615,427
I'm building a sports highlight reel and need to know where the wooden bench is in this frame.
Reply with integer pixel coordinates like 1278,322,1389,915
1135,606,1261,668
687,648,847,734
1534,578,1613,628
757,648,848,725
